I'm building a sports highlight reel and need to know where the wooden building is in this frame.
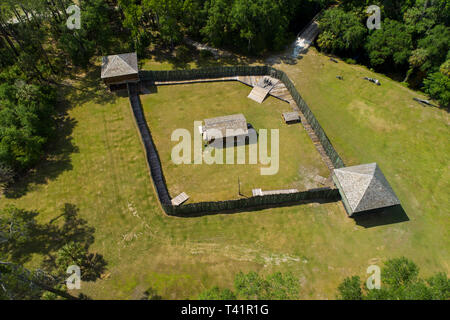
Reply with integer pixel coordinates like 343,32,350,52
201,114,250,144
282,112,301,124
101,52,139,88
332,163,400,216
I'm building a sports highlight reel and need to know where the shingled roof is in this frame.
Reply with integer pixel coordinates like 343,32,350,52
332,163,400,216
203,114,248,141
282,112,300,123
101,52,138,79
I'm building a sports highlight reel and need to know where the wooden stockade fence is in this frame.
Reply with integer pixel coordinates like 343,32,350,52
129,67,344,216
127,83,171,206
141,66,345,169
163,188,340,216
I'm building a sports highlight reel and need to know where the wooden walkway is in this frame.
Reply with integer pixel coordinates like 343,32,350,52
252,188,299,196
153,77,238,86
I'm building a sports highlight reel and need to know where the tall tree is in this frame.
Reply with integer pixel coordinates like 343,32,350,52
317,8,367,55
336,257,449,300
365,18,412,70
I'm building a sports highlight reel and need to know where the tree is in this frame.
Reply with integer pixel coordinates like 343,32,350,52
234,271,299,300
427,272,450,300
423,71,450,108
0,206,37,261
198,271,300,300
144,0,184,49
201,0,232,48
0,81,56,172
440,59,450,77
55,242,87,276
337,276,363,300
317,8,367,54
365,18,412,70
57,0,113,67
0,261,77,300
55,241,106,281
336,257,449,300
382,257,419,288
119,0,151,55
415,24,450,72
198,286,237,300
0,162,14,190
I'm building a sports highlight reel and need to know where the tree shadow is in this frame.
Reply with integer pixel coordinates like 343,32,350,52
41,204,107,282
140,287,162,300
3,65,118,199
353,205,409,228
81,253,108,282
147,41,259,70
67,67,118,106
4,114,79,199
6,204,96,265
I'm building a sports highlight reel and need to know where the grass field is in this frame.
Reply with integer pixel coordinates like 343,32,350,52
1,48,448,299
140,81,329,202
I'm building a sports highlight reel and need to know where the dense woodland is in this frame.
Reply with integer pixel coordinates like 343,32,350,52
0,0,449,299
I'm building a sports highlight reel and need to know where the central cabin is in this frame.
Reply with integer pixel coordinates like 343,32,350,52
201,113,251,145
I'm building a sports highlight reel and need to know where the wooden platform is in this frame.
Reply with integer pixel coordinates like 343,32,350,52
247,86,271,103
282,112,301,124
246,76,280,104
171,192,189,206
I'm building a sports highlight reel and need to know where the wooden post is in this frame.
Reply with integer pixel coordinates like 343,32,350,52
238,177,241,196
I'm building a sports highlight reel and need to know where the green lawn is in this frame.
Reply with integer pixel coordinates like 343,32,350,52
141,81,329,202
1,49,448,299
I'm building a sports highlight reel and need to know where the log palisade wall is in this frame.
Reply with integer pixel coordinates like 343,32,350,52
129,66,343,216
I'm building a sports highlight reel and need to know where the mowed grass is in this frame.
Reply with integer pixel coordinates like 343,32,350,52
0,49,448,299
140,82,328,202
275,48,449,273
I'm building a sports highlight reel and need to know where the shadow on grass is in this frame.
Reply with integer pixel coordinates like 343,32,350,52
64,67,118,106
4,66,117,199
140,82,158,95
146,40,259,70
140,287,162,300
265,49,305,66
4,115,79,199
2,203,108,284
6,204,95,265
174,197,340,218
352,205,409,228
